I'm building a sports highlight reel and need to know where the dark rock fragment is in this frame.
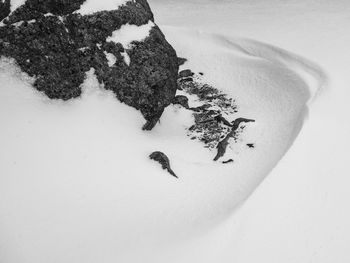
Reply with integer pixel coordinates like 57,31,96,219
190,103,211,112
177,57,187,66
247,143,255,148
222,159,234,164
173,95,189,109
149,151,178,178
179,77,193,83
178,69,194,79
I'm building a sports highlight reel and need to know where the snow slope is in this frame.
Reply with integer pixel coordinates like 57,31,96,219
150,0,350,262
1,0,349,262
0,26,323,263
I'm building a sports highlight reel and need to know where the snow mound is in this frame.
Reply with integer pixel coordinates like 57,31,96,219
0,27,326,262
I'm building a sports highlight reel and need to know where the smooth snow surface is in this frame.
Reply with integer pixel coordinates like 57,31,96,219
107,21,154,49
76,0,130,15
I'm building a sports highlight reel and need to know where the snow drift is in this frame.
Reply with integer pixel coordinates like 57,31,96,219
0,20,326,262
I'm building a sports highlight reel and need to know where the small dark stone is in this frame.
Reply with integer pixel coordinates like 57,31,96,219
190,104,211,112
179,77,193,83
178,69,194,79
247,143,255,148
173,95,189,109
177,57,187,66
222,159,234,164
149,151,178,178
199,72,204,76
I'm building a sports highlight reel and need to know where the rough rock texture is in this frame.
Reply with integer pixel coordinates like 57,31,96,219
0,0,178,130
0,0,10,21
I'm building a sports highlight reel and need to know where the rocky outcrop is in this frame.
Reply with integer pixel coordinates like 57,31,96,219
0,0,178,130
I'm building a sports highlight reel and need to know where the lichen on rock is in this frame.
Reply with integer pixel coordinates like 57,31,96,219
0,0,178,130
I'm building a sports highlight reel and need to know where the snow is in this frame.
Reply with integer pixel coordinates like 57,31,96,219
106,21,155,49
150,0,350,262
104,51,117,67
1,0,349,262
9,0,26,12
76,0,130,15
120,51,131,66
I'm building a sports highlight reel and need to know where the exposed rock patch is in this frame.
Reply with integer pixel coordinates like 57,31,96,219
0,0,178,130
177,57,187,66
214,118,255,161
172,95,189,109
149,151,177,178
178,69,194,79
177,73,255,161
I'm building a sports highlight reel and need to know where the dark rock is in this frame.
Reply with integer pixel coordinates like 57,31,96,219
214,118,255,161
149,151,177,178
177,57,187,66
0,0,178,130
0,0,10,21
172,95,189,109
222,159,234,164
178,69,194,79
214,114,232,127
190,103,211,112
199,72,204,76
247,143,255,148
179,77,193,83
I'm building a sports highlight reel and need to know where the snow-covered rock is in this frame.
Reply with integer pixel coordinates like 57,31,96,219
0,0,178,129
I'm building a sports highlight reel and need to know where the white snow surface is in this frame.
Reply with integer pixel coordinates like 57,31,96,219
121,51,131,66
1,0,350,262
9,0,26,12
107,21,155,49
103,51,117,67
76,0,130,15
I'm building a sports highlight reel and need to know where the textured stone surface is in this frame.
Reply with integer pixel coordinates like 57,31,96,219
0,0,178,130
0,0,10,21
